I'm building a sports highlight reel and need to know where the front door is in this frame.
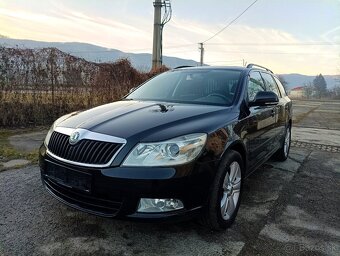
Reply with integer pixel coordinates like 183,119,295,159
245,71,278,169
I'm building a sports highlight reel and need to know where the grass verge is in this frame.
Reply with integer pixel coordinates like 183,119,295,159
0,127,46,170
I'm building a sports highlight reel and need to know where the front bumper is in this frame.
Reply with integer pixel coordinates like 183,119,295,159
39,144,216,221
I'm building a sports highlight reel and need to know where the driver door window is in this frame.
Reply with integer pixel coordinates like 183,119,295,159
248,72,265,101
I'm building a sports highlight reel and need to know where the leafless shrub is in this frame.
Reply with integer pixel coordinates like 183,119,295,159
0,47,168,127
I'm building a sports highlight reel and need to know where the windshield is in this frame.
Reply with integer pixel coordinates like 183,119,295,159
126,69,241,106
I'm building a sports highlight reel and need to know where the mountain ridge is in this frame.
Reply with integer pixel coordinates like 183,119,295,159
0,37,199,71
279,73,338,89
1,37,338,89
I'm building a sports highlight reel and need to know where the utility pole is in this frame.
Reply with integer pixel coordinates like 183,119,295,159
199,43,204,66
151,0,172,70
152,0,162,70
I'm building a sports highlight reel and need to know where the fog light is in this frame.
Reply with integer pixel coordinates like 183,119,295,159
137,198,184,213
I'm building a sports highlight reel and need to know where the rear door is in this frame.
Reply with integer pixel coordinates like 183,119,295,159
273,75,292,142
260,72,285,152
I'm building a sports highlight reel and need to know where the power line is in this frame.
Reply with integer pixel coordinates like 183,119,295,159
48,43,196,55
162,49,198,54
205,42,340,46
203,0,259,43
159,0,172,65
65,40,340,55
206,51,336,56
164,43,197,49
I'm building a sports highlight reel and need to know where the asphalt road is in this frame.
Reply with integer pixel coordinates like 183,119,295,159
1,147,339,256
1,100,340,256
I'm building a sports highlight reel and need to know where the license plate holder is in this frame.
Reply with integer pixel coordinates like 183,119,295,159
45,161,92,193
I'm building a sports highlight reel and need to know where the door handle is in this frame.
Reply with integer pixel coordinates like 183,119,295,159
271,109,275,117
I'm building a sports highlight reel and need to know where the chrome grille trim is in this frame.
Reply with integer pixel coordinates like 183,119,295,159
46,127,127,168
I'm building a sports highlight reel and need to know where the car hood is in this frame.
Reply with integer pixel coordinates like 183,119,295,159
57,100,237,141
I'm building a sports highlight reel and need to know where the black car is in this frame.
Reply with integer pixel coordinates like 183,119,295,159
39,64,292,230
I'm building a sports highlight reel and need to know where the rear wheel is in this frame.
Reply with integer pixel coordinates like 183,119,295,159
201,150,244,230
274,124,291,161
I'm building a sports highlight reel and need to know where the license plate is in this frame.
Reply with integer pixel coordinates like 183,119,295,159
45,161,92,193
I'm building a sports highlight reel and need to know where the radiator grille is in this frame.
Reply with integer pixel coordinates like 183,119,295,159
48,131,123,165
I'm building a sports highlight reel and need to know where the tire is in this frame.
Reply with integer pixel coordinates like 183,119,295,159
201,150,244,231
273,124,291,161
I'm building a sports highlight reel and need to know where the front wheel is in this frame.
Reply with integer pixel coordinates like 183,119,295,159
201,150,244,230
274,125,291,161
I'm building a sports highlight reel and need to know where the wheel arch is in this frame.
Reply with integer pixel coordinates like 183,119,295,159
224,141,247,171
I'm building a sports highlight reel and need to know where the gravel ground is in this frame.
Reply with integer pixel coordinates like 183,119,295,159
1,147,339,256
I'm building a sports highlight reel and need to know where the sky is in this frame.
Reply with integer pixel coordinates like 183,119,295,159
0,0,340,75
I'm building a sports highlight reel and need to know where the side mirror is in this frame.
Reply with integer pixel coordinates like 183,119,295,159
249,91,279,107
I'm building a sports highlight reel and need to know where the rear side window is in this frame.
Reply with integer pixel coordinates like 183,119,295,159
273,76,287,96
261,72,281,97
248,72,265,101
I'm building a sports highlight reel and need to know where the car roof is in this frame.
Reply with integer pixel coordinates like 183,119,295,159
173,66,246,71
173,65,274,74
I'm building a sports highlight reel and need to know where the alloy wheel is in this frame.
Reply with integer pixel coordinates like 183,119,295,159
284,127,291,157
220,161,242,220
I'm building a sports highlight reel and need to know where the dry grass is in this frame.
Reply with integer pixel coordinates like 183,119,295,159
0,57,169,127
0,53,169,167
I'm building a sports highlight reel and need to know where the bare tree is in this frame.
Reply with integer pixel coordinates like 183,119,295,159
303,82,313,99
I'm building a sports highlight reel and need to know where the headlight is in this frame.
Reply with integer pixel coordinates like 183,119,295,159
123,133,207,167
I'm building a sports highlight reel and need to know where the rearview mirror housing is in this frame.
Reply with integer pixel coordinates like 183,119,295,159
249,91,279,107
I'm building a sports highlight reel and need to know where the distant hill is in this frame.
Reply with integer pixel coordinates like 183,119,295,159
0,47,98,87
1,37,338,88
0,46,159,90
280,73,339,90
0,38,199,70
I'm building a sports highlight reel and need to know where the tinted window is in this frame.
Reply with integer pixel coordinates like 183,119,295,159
261,72,281,97
127,70,242,106
248,72,265,101
273,76,287,96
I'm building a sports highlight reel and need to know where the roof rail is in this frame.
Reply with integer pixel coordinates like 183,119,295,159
246,63,273,73
174,65,194,69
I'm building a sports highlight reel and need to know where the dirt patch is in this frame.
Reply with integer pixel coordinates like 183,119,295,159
0,128,44,166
